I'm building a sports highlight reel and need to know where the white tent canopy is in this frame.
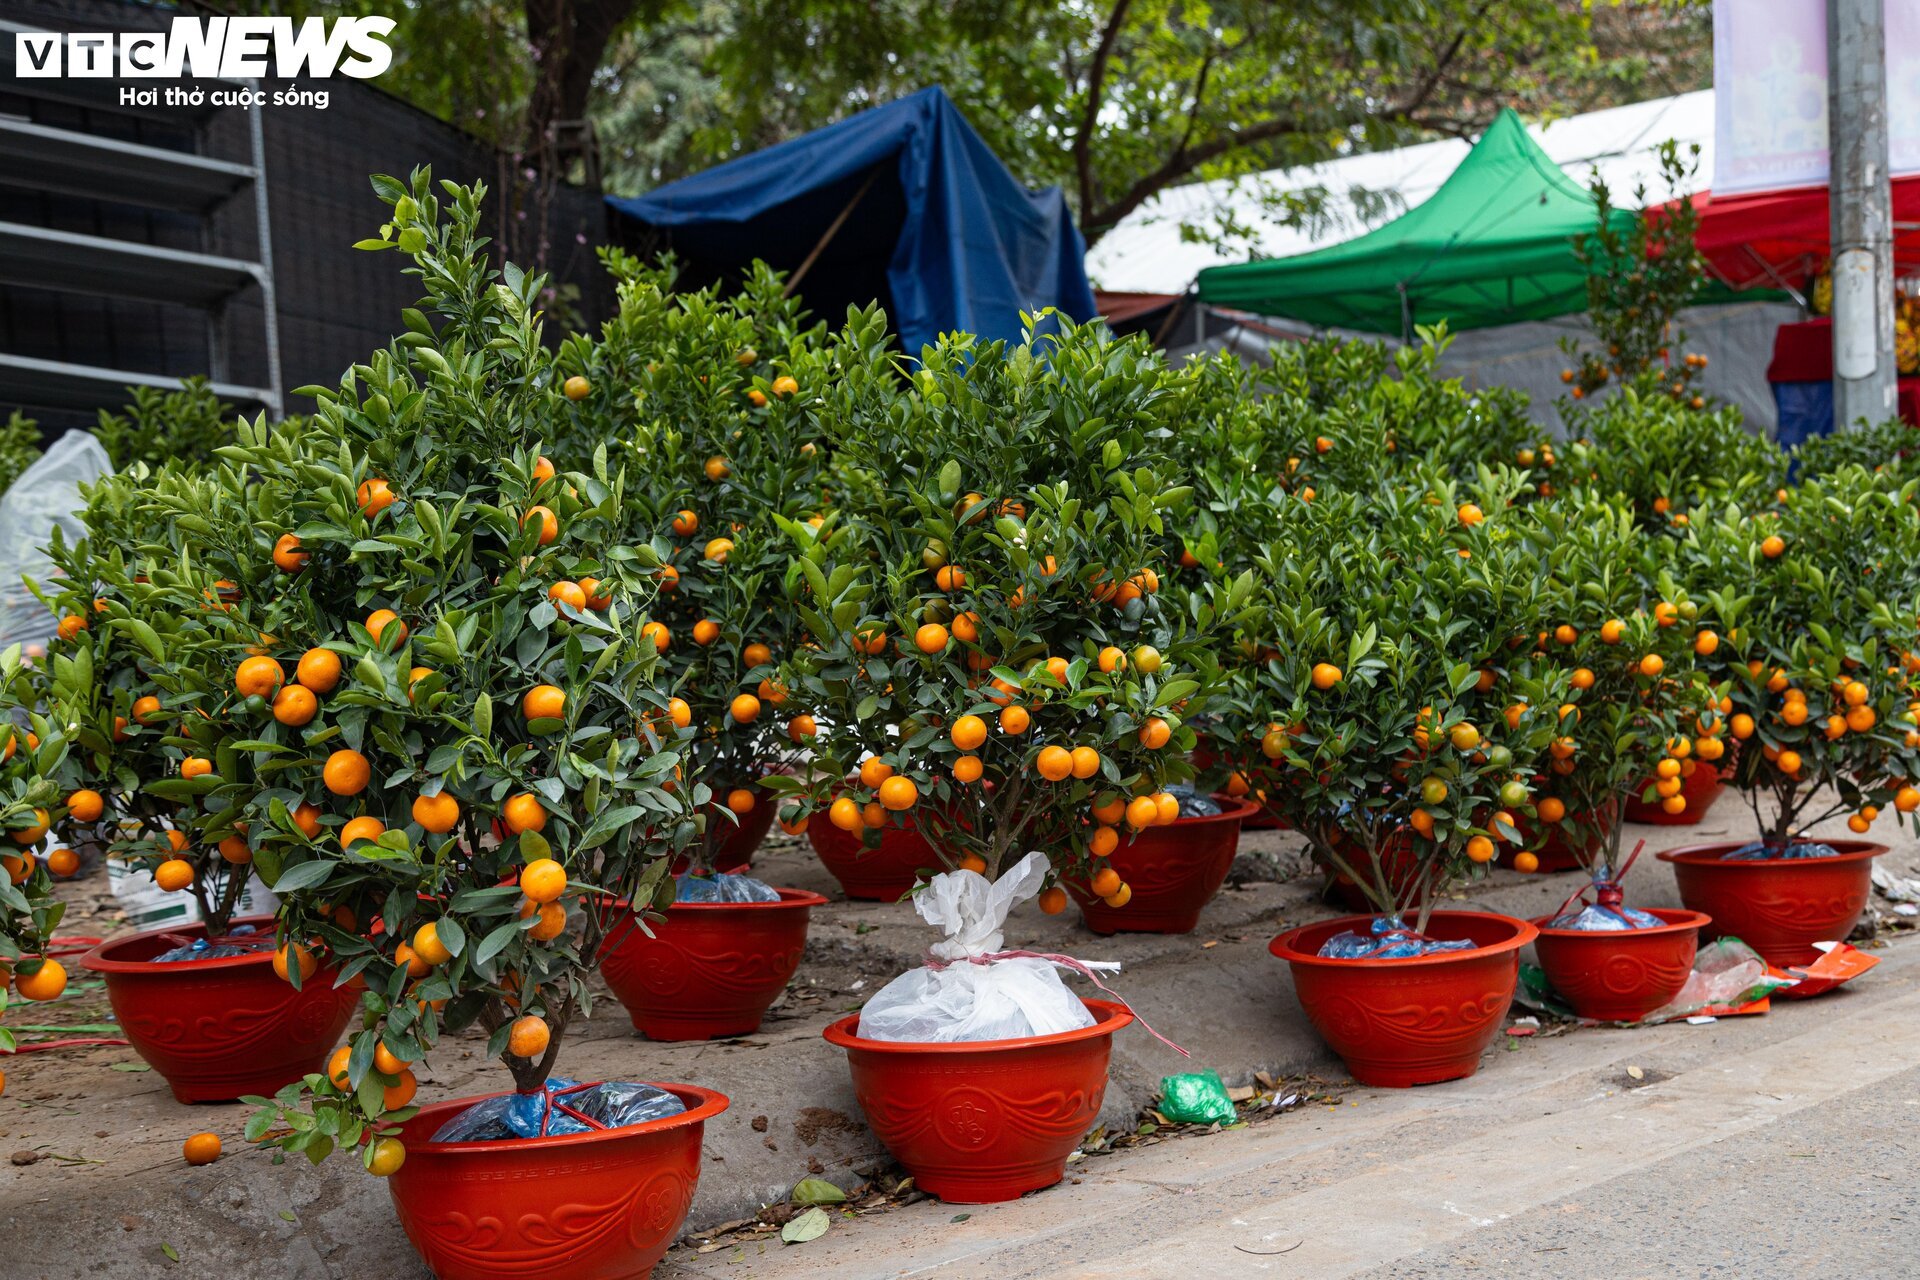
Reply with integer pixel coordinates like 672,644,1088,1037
1087,91,1718,296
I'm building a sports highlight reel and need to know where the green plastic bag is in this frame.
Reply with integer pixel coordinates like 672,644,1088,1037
1159,1069,1236,1125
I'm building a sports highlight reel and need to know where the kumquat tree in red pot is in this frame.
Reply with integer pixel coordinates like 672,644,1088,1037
117,172,726,1280
551,257,897,1040
1662,466,1920,969
23,466,363,1103
780,318,1220,1202
1519,501,1721,1022
1243,471,1560,1086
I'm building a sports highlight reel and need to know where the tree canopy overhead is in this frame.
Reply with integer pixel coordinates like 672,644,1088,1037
297,0,1710,253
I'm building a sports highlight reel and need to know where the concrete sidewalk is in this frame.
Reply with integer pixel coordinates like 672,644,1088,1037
2,803,1915,1278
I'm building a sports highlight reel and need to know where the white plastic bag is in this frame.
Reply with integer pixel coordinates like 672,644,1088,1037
857,851,1102,1043
0,431,111,653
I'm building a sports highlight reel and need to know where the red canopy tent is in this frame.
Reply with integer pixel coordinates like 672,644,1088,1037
1689,177,1920,293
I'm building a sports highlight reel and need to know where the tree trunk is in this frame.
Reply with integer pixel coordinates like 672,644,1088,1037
523,0,639,165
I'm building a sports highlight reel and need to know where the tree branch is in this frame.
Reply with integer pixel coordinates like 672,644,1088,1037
1074,0,1136,220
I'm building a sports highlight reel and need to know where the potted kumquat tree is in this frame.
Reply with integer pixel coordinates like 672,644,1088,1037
1662,467,1920,967
1,645,75,1098
140,173,726,1280
1519,502,1721,1021
784,319,1214,1202
1247,473,1560,1086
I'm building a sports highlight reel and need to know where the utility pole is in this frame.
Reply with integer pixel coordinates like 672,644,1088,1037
1828,0,1896,428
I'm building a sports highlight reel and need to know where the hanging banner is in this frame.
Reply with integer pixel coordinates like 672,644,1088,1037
1713,0,1920,196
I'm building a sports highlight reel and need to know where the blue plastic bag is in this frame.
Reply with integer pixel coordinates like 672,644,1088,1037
1318,916,1475,959
1721,840,1839,861
675,872,780,903
431,1077,685,1142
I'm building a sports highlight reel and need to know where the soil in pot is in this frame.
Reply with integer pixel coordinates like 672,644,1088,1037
81,918,358,1103
1269,911,1536,1087
387,1083,729,1280
822,998,1133,1203
1531,907,1711,1022
1622,762,1727,826
1657,839,1885,967
806,810,945,901
599,888,827,1040
1069,795,1258,934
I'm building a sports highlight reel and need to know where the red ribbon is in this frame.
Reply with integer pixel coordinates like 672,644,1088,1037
924,949,1190,1058
517,1079,612,1135
1554,838,1647,921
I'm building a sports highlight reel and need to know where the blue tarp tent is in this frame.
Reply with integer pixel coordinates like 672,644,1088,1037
605,87,1098,355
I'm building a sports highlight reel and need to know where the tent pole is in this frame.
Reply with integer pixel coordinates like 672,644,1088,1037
784,168,881,298
1398,283,1413,344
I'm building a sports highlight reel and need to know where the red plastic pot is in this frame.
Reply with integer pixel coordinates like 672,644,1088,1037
1623,763,1727,825
1657,839,1885,967
1269,911,1536,1087
387,1083,728,1280
806,810,945,901
822,999,1133,1203
599,888,827,1040
1531,907,1711,1022
1068,796,1257,934
81,918,358,1103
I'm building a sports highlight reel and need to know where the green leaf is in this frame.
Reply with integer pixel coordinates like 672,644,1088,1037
781,1207,830,1245
790,1177,847,1206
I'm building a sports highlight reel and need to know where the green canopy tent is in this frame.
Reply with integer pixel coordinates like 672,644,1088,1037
1196,109,1637,338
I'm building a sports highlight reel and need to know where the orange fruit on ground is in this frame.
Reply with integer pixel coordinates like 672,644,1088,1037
1038,886,1068,915
730,693,761,723
507,1016,551,1059
503,793,547,834
357,478,395,516
548,581,587,612
273,684,318,726
692,619,721,645
672,509,699,536
182,1133,222,1166
1036,746,1073,781
878,776,919,811
727,788,756,815
292,802,323,839
859,757,894,789
15,959,65,1001
522,505,559,545
952,755,983,784
412,792,460,834
297,647,342,693
218,835,251,865
236,655,284,699
367,1137,407,1177
1310,662,1342,689
666,697,692,728
366,609,408,646
520,858,567,904
66,789,104,823
563,375,591,400
273,943,317,983
915,623,949,653
411,922,452,966
155,858,194,891
523,684,566,721
324,749,372,796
